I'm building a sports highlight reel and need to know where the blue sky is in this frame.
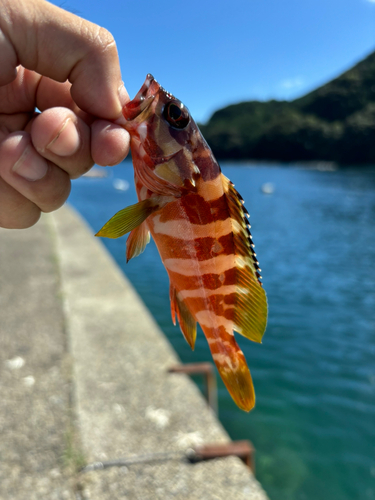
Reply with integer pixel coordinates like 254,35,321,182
56,0,375,123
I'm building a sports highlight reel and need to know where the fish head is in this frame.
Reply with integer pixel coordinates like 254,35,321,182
123,74,196,158
122,75,211,191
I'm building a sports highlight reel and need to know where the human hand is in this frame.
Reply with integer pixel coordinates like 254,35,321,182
0,0,130,229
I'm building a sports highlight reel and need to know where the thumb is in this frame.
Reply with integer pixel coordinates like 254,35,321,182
0,0,129,119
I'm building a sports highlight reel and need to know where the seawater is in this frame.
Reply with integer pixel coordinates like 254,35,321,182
69,161,375,500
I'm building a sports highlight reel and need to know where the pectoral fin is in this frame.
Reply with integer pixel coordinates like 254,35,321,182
96,198,163,239
170,284,197,350
126,221,150,262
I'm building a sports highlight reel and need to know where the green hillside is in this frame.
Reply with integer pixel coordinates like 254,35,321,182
200,50,375,163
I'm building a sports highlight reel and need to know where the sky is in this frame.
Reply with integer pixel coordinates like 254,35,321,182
54,0,375,123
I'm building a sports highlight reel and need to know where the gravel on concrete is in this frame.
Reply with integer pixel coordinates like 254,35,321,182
0,204,269,500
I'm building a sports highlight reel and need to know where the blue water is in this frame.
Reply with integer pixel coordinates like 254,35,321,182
69,161,375,500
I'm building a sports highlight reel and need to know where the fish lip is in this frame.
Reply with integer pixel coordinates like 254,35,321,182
122,74,158,122
134,73,156,101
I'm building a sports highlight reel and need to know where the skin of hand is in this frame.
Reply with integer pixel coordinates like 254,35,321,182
0,0,131,229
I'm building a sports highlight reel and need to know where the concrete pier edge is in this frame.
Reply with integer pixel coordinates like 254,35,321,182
0,204,269,499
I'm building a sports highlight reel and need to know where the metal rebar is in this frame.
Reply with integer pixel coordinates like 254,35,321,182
168,362,218,414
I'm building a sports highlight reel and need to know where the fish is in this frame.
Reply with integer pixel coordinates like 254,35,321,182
96,74,267,411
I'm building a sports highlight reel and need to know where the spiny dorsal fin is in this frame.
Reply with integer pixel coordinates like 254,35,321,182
222,174,268,344
170,284,197,350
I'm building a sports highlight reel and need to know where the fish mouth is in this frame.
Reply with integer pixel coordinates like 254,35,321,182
123,74,159,121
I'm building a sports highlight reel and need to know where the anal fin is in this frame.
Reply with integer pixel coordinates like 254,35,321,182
170,284,197,350
126,221,150,262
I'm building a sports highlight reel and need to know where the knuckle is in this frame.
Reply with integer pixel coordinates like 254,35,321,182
0,203,41,229
13,211,41,229
28,164,71,213
71,158,94,179
96,26,116,51
87,25,117,56
41,175,71,212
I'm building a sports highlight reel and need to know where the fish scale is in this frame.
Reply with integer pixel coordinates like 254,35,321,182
96,74,268,411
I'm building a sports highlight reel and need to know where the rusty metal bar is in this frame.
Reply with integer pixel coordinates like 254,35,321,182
81,443,255,474
168,362,218,414
189,440,255,474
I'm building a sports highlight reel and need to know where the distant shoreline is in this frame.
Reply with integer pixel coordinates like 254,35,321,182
201,50,375,165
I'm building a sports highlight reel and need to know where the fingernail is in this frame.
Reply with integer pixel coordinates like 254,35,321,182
46,118,80,156
12,145,48,181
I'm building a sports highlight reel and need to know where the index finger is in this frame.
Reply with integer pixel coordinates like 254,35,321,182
0,0,129,119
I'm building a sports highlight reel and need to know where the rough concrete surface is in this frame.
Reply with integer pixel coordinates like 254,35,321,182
0,204,269,500
0,217,73,500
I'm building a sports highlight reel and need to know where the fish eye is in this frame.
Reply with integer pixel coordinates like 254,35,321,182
162,101,190,129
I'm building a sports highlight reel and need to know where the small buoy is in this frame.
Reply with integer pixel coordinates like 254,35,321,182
261,182,275,194
113,179,130,191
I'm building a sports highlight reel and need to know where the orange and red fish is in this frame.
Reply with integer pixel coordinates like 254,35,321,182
97,75,267,411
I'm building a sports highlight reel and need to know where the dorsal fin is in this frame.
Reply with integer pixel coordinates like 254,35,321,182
222,174,268,343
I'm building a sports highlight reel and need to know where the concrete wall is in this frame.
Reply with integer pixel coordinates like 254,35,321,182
0,205,269,500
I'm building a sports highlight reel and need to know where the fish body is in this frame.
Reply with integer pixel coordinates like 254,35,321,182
97,75,267,411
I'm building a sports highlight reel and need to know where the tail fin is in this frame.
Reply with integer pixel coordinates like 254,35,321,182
201,324,255,412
